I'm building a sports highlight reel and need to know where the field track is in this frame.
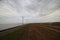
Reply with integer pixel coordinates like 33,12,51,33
0,23,60,40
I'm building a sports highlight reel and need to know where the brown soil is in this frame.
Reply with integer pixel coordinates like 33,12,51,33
0,23,60,40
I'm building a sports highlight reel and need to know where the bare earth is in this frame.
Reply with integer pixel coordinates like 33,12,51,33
0,23,60,40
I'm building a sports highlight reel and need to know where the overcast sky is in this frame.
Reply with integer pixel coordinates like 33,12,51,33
0,0,60,24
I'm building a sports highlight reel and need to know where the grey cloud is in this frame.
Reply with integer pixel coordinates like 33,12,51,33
1,0,59,16
0,0,60,22
26,0,60,16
